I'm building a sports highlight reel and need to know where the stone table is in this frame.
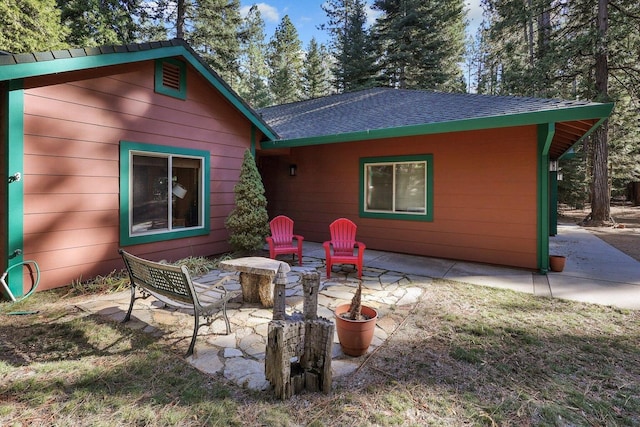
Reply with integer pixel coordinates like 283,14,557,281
219,257,290,309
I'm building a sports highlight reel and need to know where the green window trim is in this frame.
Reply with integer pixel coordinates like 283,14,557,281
359,154,434,221
119,141,210,246
154,58,187,100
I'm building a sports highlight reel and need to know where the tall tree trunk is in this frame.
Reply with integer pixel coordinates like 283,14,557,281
537,5,551,97
526,0,534,68
176,0,186,39
588,0,611,224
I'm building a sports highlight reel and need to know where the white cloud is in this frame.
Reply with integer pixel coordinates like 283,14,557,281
466,0,484,36
364,3,382,27
240,2,280,23
467,0,483,24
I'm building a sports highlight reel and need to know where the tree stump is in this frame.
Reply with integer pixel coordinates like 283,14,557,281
265,271,333,399
239,272,274,307
220,257,290,308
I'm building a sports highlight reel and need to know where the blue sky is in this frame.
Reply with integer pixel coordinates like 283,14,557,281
239,1,484,48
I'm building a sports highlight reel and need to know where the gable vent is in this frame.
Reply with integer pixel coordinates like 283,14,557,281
155,58,186,99
162,61,181,90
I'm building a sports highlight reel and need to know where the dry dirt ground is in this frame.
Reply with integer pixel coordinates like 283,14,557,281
558,203,640,262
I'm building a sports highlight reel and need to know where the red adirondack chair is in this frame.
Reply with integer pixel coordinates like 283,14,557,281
323,218,366,279
265,215,304,265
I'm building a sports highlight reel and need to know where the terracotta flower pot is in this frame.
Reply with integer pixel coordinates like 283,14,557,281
334,303,378,356
549,255,566,272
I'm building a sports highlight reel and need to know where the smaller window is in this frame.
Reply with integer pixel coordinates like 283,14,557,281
360,155,433,221
155,58,187,99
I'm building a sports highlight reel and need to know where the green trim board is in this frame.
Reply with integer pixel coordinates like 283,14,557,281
359,154,434,221
260,103,614,150
0,42,278,142
119,141,210,246
4,81,25,297
550,171,558,236
537,123,555,272
250,125,256,157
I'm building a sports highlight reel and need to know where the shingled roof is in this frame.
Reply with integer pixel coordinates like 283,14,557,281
1,40,612,160
258,87,613,159
0,39,186,68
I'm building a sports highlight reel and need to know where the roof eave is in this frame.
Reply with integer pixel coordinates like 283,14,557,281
260,102,615,149
558,115,610,160
0,40,279,141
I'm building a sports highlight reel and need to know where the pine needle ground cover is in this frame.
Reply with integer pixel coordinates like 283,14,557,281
1,279,638,426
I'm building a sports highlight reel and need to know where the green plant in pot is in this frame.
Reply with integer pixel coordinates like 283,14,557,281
334,281,378,356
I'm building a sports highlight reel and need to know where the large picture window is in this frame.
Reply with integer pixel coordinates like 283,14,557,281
360,155,433,221
120,142,210,245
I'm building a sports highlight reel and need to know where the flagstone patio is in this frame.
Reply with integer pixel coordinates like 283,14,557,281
76,255,430,392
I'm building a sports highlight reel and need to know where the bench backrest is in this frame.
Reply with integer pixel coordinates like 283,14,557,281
119,249,197,307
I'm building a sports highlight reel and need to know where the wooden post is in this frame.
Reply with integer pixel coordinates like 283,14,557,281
302,271,319,320
272,267,288,320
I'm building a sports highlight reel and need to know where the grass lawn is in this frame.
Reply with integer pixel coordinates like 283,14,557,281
1,278,639,426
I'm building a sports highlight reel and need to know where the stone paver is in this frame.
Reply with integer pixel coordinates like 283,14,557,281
76,256,430,393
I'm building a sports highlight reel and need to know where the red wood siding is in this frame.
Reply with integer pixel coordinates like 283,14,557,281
21,61,251,290
259,127,539,269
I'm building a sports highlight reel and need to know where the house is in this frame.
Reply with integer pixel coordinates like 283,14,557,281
1,39,613,298
256,88,612,271
0,39,277,296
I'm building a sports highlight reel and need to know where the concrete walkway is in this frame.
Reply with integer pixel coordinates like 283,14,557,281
302,223,640,310
77,223,640,392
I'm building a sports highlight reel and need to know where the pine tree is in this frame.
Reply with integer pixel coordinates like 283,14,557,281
476,0,567,97
586,0,611,224
302,38,333,99
476,0,640,222
237,5,272,108
558,148,589,210
0,0,68,52
57,0,145,47
225,150,270,254
188,0,242,85
267,15,304,105
321,0,377,92
372,0,466,91
340,0,378,91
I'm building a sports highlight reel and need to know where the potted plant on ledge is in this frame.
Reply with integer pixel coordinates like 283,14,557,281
334,281,378,356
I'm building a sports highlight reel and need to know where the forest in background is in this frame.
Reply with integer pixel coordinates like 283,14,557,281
2,0,639,221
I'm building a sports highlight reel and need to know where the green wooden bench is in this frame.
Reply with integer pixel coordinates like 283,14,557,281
119,249,235,357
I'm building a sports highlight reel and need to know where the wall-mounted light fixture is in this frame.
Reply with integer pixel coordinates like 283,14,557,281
289,164,297,176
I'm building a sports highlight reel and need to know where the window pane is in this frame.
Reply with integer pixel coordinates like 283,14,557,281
132,155,169,233
395,162,426,212
172,158,201,228
366,164,393,211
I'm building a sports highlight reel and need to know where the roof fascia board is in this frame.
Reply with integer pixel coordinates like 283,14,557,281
0,47,183,80
0,45,279,141
261,102,615,149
